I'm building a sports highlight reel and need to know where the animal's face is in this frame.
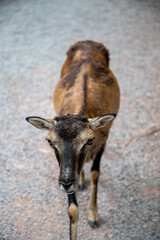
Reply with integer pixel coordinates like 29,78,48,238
26,114,115,194
46,116,94,194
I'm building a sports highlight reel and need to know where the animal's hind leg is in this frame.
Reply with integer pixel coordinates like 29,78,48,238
78,169,85,191
88,145,105,229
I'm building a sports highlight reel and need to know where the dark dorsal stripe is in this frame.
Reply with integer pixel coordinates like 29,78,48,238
78,73,88,116
60,59,89,90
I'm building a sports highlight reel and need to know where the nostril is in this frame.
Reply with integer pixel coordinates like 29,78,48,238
60,181,74,190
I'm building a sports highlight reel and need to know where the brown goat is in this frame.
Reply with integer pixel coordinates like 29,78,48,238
26,40,120,240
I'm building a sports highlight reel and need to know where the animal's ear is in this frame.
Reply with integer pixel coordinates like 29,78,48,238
26,116,56,130
88,114,116,130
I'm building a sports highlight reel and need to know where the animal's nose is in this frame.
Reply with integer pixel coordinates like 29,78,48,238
60,181,74,190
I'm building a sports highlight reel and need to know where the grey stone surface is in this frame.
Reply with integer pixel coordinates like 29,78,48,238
0,0,160,239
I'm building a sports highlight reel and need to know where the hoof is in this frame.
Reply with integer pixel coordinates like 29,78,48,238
88,220,99,229
78,184,84,191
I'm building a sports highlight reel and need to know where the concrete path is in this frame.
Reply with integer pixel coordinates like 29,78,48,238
0,0,160,239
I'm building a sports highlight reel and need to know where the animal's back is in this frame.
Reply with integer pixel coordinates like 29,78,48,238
54,40,120,118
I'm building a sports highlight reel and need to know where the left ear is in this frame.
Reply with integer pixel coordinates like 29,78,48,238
88,114,116,130
26,116,56,130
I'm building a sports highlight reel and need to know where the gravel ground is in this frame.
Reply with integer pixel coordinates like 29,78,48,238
0,0,160,239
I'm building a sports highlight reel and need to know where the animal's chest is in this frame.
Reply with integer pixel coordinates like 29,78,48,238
86,144,102,163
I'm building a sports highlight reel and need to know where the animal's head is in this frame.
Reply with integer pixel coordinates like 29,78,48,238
26,114,115,194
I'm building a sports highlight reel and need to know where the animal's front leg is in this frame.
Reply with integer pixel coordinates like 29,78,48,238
78,169,85,191
68,193,78,240
88,145,105,229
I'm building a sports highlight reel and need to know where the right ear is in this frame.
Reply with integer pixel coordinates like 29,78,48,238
88,114,116,130
26,116,56,130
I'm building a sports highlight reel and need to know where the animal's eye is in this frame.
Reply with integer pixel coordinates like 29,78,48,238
46,138,60,164
86,137,95,145
46,138,54,148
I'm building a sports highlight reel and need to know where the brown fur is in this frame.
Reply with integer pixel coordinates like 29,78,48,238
91,170,100,185
68,204,78,224
79,169,85,187
53,41,120,235
54,40,120,149
27,40,120,240
66,40,110,66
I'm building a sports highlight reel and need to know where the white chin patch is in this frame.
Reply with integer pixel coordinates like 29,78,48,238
59,184,75,194
60,185,66,192
67,184,75,193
